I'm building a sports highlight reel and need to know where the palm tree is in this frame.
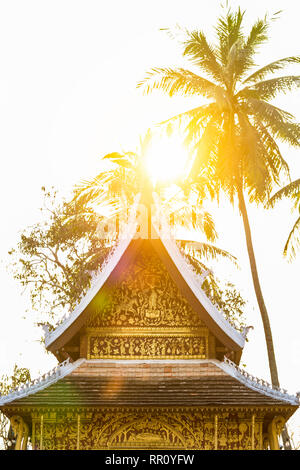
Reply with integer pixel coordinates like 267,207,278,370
269,179,300,260
138,6,300,399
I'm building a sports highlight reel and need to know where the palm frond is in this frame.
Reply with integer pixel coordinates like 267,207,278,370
158,102,217,129
268,179,300,207
240,98,300,146
102,152,137,170
137,67,222,99
183,31,224,83
253,120,290,180
228,17,268,83
216,7,245,66
237,113,272,201
187,115,223,183
243,16,269,51
243,56,300,84
178,239,239,267
238,75,300,101
283,215,300,260
184,108,217,147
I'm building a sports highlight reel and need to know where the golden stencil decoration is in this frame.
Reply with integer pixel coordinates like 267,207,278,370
88,333,208,359
32,408,262,450
87,249,204,329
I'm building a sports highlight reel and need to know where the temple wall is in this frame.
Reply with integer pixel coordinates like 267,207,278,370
31,408,262,450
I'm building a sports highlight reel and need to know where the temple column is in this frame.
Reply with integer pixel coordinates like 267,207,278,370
268,416,285,450
214,414,218,450
40,414,44,450
77,414,81,450
10,415,29,450
251,414,255,450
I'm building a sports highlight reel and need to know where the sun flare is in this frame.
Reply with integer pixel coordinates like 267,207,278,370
145,134,189,186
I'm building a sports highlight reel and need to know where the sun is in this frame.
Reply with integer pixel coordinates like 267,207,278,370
145,134,189,186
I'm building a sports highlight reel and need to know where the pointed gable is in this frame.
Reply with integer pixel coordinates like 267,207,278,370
45,237,245,364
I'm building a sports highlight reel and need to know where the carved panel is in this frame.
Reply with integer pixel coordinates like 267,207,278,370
85,247,208,359
32,408,262,450
88,332,208,359
87,249,204,329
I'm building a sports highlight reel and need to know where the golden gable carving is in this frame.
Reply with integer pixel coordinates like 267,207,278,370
87,250,204,329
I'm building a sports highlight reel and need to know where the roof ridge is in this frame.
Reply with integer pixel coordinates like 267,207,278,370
220,357,300,406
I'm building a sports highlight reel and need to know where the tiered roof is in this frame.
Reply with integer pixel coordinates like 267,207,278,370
1,358,298,411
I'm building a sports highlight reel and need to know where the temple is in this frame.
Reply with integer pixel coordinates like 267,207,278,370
0,198,299,450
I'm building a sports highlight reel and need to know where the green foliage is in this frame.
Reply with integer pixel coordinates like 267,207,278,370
8,187,109,325
0,365,31,450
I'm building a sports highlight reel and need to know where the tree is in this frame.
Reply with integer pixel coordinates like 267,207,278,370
138,6,300,395
0,365,31,450
269,178,300,260
8,187,110,328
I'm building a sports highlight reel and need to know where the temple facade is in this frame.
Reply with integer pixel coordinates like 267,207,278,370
1,204,298,450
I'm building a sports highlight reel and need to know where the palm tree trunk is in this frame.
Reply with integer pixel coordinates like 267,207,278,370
237,186,292,449
237,186,279,386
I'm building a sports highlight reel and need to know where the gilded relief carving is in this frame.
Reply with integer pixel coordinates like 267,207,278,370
87,249,204,329
32,408,262,450
89,334,207,359
85,248,208,359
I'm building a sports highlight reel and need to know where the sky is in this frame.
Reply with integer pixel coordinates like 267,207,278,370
0,0,299,446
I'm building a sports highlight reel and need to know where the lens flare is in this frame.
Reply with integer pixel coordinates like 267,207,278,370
145,135,189,185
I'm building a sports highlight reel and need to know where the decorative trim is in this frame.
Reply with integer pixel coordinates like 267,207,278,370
85,327,208,336
222,357,299,406
88,334,208,360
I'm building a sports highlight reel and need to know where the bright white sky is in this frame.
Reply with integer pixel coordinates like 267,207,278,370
0,0,299,445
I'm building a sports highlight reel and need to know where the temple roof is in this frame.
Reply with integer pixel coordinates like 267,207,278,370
44,197,247,357
1,358,298,411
